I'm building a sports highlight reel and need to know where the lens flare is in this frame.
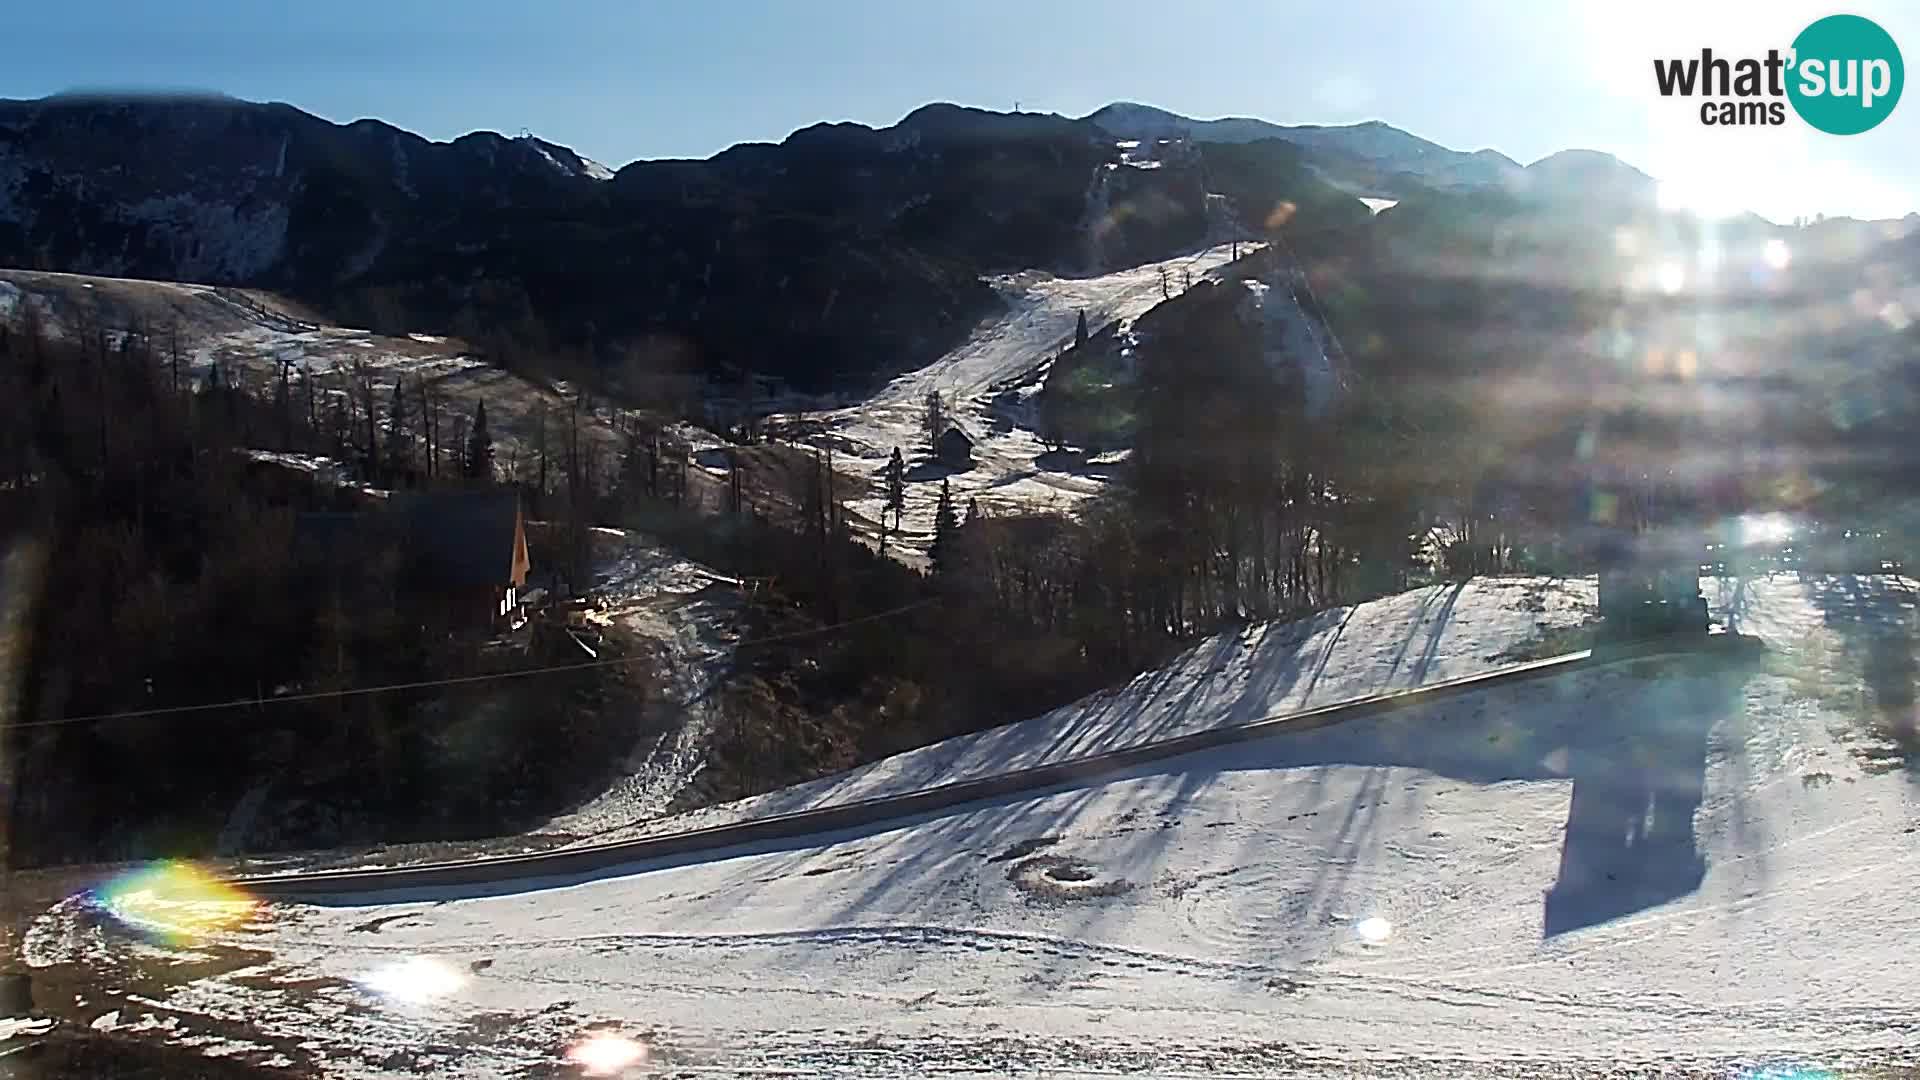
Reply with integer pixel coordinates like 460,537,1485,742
566,1032,649,1075
1356,916,1394,944
1742,1067,1838,1080
357,956,467,1004
1763,238,1792,271
1739,513,1796,547
93,861,257,944
1656,262,1687,295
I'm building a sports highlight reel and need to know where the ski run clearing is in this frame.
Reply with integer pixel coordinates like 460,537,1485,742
25,572,1920,1077
774,242,1257,563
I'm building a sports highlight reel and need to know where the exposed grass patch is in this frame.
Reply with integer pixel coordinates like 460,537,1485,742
1490,618,1601,664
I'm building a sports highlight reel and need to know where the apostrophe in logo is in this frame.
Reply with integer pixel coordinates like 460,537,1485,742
1787,14,1902,134
1652,13,1903,134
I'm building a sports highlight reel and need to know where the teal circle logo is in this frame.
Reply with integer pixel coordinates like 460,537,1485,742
1787,14,1903,134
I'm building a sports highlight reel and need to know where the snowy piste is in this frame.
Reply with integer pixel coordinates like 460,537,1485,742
25,573,1920,1077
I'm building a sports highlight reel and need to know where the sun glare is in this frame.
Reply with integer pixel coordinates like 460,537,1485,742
1356,916,1395,945
1656,177,1746,221
567,1033,649,1075
1656,262,1687,295
357,956,467,1004
1763,238,1792,271
1739,513,1796,547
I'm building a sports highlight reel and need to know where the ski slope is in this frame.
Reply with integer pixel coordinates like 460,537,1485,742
26,574,1920,1077
590,576,1599,844
778,243,1255,561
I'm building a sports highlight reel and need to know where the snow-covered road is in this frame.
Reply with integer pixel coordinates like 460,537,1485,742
26,574,1920,1076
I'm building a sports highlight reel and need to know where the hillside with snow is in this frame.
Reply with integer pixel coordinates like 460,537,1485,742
771,241,1259,561
594,576,1598,843
0,268,626,468
28,572,1920,1075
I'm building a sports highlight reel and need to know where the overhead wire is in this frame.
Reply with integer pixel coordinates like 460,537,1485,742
4,595,938,732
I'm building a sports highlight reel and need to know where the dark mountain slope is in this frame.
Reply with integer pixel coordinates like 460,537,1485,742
0,96,1236,393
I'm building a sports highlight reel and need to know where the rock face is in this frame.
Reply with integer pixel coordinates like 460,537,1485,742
0,94,603,287
0,96,1237,393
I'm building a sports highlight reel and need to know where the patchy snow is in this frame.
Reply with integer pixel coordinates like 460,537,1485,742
1,1017,55,1040
774,243,1256,564
0,268,628,475
533,530,743,841
1241,276,1339,418
1360,197,1400,215
121,192,290,281
240,449,340,474
27,574,1920,1076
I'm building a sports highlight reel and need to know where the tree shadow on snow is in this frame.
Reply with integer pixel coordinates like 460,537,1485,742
1032,449,1126,481
1800,573,1920,777
904,460,965,483
281,593,1757,975
1540,660,1736,937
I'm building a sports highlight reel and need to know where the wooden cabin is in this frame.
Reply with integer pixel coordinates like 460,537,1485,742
936,426,975,470
295,489,531,634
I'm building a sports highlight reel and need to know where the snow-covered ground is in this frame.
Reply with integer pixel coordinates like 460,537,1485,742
590,576,1598,844
774,243,1256,562
26,573,1920,1077
534,529,743,840
32,572,1920,1076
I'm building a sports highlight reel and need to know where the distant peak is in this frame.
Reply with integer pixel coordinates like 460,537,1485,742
893,102,1083,141
1527,148,1639,172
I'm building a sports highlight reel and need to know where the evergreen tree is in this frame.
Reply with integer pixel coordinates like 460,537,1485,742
922,390,947,450
465,400,495,481
883,447,906,531
1074,310,1089,350
929,478,958,572
965,497,979,526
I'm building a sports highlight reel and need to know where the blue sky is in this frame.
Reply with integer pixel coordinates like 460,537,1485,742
6,0,1916,221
